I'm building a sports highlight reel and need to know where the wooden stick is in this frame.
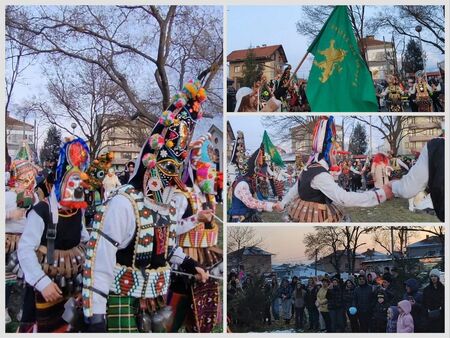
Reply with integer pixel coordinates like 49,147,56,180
290,51,309,81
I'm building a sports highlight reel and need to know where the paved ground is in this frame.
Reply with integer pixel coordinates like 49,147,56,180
260,197,437,223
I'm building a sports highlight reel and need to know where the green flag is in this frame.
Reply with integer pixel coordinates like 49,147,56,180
262,130,285,167
306,6,378,112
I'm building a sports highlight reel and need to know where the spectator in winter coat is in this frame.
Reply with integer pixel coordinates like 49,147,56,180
316,279,331,332
386,305,399,333
422,269,445,332
389,267,404,303
305,278,320,331
397,300,414,333
371,291,389,332
343,279,359,332
380,274,396,305
293,282,307,332
353,274,374,332
277,278,292,324
327,277,345,332
403,278,425,332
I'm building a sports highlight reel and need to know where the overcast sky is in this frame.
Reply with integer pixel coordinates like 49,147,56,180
227,5,445,78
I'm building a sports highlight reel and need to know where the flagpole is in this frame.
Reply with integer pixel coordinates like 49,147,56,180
290,51,309,81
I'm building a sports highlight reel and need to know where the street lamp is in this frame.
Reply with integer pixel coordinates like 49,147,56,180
71,122,77,136
415,25,427,79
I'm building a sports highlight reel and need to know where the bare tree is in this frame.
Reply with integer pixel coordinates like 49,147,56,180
227,226,263,253
341,226,373,274
296,6,374,57
304,227,345,274
369,6,444,54
353,116,442,155
30,61,129,158
6,5,223,124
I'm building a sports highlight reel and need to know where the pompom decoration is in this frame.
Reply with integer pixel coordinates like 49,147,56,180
159,111,176,126
149,134,165,150
196,87,207,103
166,140,174,148
142,153,157,169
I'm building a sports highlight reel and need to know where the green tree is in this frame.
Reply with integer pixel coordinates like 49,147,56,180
39,125,62,165
402,38,426,75
241,47,264,87
348,122,368,155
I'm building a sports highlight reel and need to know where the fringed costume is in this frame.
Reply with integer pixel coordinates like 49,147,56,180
82,80,210,333
167,134,222,332
18,138,90,332
282,116,387,223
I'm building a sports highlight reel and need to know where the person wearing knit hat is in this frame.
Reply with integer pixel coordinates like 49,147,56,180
17,137,91,332
281,116,393,222
82,81,211,333
422,268,444,332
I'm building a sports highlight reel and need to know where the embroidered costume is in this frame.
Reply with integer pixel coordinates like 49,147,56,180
167,134,221,332
82,80,209,333
409,71,432,112
282,116,387,222
228,132,274,222
381,75,404,112
18,138,90,332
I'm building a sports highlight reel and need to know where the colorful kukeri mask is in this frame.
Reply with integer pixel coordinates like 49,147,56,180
308,116,339,168
132,80,207,202
185,134,217,195
10,159,39,208
55,138,90,209
83,152,114,191
231,130,249,176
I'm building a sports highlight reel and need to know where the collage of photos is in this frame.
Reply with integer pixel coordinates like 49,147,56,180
5,5,224,334
2,2,447,337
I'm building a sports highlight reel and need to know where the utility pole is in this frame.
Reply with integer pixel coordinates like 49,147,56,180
314,248,318,276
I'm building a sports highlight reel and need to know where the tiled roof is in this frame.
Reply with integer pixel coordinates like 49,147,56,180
227,44,287,63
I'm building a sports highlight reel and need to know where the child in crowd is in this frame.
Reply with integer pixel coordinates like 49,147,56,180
372,291,389,332
386,306,399,333
397,300,414,333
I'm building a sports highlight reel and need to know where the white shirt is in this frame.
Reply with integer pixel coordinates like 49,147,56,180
18,208,90,293
5,190,27,233
281,160,386,208
234,180,274,212
392,144,429,199
88,192,191,315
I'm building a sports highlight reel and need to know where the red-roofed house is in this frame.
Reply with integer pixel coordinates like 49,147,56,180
227,44,288,89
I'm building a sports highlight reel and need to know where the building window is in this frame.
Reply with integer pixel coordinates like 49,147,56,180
234,66,240,73
405,142,409,149
122,152,132,160
214,137,219,144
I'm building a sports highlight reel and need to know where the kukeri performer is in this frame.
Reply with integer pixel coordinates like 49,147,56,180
167,134,222,332
281,116,392,222
381,75,404,112
385,130,444,222
18,138,91,332
228,132,283,222
5,145,40,328
82,80,209,333
409,71,433,112
83,152,114,229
